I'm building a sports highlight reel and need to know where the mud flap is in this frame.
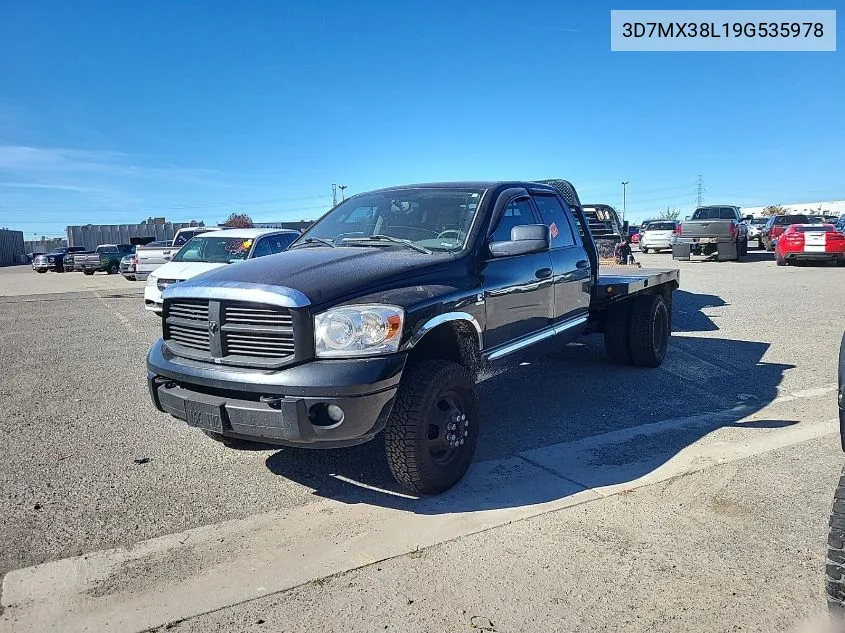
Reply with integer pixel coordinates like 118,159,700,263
671,243,690,261
716,242,738,261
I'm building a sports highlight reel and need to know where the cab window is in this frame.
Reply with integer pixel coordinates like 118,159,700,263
532,195,576,248
490,198,537,243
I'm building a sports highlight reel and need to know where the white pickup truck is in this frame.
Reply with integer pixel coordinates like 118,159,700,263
134,227,221,281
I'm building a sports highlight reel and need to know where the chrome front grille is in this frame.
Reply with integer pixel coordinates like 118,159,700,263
163,299,298,367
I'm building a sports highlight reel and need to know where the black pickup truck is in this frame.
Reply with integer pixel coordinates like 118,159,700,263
146,180,680,494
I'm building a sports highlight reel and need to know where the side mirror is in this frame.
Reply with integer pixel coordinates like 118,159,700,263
489,224,550,257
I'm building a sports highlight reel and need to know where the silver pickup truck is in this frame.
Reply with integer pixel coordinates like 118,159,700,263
134,227,221,281
671,205,750,262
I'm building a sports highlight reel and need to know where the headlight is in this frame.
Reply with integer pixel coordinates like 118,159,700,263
314,305,404,358
146,274,157,287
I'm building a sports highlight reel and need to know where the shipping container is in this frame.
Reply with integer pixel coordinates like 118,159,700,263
0,229,26,266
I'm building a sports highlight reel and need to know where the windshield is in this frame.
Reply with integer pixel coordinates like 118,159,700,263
174,230,210,246
172,235,255,263
795,225,835,232
776,215,809,225
293,188,483,252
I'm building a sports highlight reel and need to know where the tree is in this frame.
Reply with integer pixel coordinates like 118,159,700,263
761,205,785,217
658,205,681,220
222,212,254,228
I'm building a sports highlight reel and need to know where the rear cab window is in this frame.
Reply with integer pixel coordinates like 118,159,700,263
532,194,577,248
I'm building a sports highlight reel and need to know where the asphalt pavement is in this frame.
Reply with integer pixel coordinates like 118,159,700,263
0,250,843,632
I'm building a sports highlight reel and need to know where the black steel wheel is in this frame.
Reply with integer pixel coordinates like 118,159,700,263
629,293,670,368
385,359,479,494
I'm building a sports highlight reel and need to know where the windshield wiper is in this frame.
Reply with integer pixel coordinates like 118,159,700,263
342,235,431,254
289,237,336,249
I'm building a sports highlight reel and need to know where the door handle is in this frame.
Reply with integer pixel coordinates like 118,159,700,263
576,259,590,269
535,267,552,279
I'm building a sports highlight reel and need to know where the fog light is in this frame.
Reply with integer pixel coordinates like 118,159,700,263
326,404,344,423
309,403,345,428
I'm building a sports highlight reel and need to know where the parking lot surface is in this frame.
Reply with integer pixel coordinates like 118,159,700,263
1,251,843,632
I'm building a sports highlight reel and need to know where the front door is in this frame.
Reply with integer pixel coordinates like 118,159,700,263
480,196,554,351
531,192,591,332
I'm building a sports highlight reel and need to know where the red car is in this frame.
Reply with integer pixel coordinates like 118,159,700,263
775,223,845,266
630,232,640,244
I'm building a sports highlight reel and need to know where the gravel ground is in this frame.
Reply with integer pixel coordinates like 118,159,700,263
0,250,843,583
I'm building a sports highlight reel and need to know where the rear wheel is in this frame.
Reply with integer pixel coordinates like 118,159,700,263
640,247,649,254
628,293,670,368
35,269,46,274
385,359,479,494
776,252,786,266
107,262,119,274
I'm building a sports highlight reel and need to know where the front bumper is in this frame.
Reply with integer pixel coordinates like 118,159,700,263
146,338,406,448
144,284,163,312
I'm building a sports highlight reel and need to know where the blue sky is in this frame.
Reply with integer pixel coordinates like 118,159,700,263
0,0,842,237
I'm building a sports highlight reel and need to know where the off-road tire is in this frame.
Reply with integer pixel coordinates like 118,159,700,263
384,359,479,495
628,293,670,368
603,299,634,365
827,465,845,617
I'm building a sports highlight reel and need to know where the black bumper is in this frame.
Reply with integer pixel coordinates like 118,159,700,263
146,338,406,448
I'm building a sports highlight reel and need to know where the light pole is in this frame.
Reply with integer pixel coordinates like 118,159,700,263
338,185,347,201
621,181,629,223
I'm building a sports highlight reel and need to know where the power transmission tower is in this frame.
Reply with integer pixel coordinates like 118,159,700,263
696,175,704,206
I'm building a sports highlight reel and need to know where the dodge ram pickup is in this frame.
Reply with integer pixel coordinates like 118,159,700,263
672,205,749,261
146,180,680,494
79,244,136,275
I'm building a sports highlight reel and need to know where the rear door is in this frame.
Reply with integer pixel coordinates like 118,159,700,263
531,192,591,330
480,192,554,351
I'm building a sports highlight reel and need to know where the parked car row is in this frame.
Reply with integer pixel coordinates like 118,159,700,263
630,210,845,267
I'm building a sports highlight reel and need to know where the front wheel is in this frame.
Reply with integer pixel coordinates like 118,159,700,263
385,359,479,495
107,262,119,274
83,270,94,275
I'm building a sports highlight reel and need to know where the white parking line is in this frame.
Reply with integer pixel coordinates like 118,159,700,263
1,386,839,633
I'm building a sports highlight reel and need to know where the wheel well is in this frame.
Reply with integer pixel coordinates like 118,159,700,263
406,322,481,377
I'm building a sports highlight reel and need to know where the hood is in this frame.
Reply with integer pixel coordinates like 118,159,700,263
170,246,457,306
153,260,229,281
